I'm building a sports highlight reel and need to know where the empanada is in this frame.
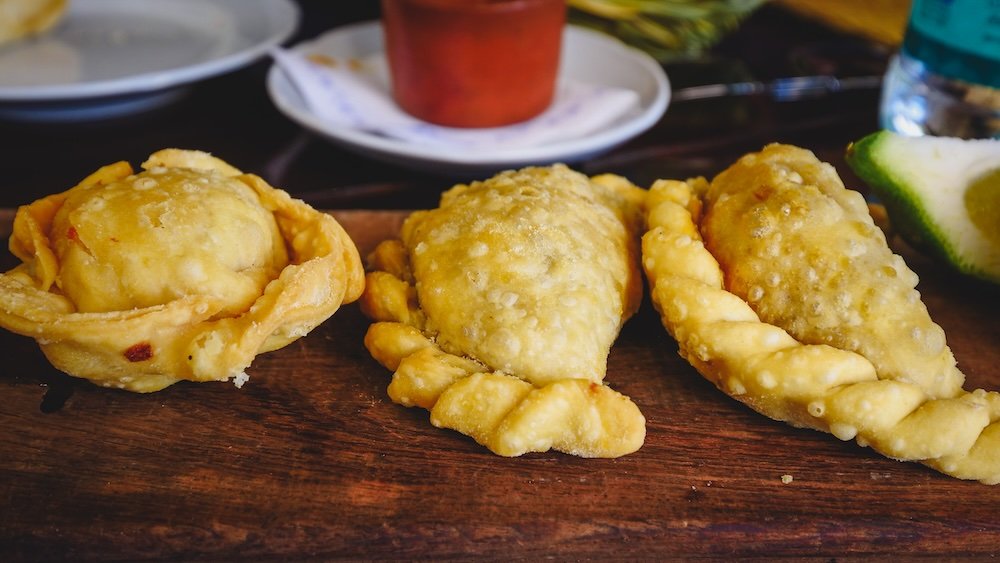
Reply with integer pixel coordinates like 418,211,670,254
642,144,1000,483
0,149,365,392
361,165,646,457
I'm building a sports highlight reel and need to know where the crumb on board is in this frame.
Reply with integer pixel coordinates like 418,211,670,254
781,474,794,484
232,371,250,389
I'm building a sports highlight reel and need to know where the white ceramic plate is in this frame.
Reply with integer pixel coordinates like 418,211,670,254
266,21,670,175
0,0,298,120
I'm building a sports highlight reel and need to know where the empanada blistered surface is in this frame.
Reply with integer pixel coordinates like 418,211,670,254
0,149,365,392
362,165,646,457
642,144,1000,483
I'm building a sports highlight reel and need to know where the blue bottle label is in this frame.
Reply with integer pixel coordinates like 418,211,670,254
903,0,1000,87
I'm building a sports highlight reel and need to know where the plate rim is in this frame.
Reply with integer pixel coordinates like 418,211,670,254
0,0,300,102
266,20,670,171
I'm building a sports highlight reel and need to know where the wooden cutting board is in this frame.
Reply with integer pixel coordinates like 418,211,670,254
1,209,999,560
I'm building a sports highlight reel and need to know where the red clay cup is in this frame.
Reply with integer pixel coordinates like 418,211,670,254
381,0,566,128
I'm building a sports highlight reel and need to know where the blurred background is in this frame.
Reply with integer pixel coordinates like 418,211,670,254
0,0,913,209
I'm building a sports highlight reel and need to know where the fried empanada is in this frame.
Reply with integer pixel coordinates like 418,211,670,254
642,144,1000,483
0,149,365,392
362,165,646,457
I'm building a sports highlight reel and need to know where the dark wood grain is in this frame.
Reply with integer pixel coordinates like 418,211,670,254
1,210,998,560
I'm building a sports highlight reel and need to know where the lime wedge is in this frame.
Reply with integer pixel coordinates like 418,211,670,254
846,131,1000,284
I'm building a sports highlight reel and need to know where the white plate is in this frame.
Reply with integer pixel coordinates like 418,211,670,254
266,21,670,175
0,0,299,121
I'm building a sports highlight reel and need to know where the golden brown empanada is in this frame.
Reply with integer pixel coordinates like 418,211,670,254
642,144,1000,483
362,165,646,457
0,149,365,392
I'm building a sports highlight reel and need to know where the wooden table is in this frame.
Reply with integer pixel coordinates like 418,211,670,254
3,2,1000,559
2,208,999,560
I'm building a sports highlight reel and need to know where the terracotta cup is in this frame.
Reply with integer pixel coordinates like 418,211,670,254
381,0,566,128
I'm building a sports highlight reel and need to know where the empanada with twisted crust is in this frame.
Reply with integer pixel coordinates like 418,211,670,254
642,144,1000,483
361,165,646,457
0,149,365,392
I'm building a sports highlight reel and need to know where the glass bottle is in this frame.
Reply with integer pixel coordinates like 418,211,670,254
879,0,1000,139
